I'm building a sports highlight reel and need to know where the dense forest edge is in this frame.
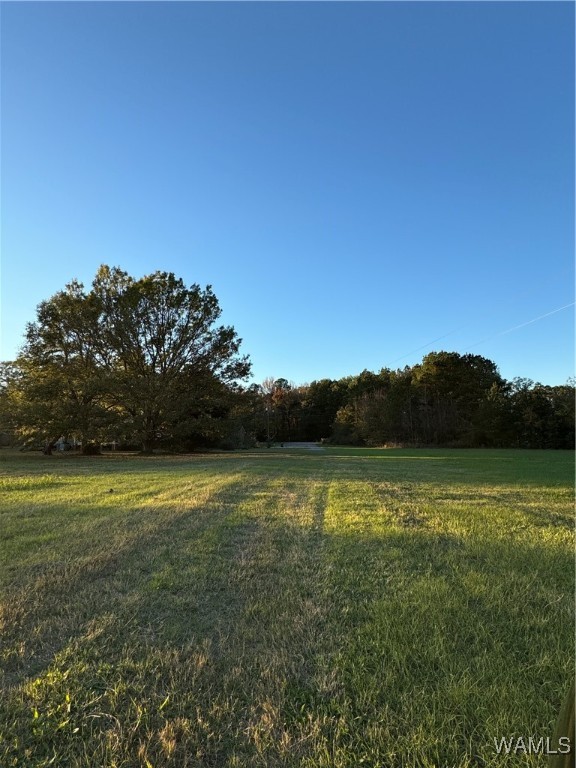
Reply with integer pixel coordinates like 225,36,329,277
242,362,575,450
0,266,573,453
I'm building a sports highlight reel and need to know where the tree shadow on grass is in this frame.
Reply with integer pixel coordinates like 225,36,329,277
318,450,574,491
0,473,573,767
0,473,249,687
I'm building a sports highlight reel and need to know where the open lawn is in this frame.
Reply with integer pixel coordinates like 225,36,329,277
0,447,573,767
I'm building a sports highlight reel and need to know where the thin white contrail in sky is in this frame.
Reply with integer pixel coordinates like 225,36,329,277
390,301,574,366
389,275,573,366
464,302,575,351
390,325,472,364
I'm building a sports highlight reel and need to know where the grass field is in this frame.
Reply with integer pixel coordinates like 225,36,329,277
0,446,573,767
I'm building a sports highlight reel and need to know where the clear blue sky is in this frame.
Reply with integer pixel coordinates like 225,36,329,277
1,1,574,386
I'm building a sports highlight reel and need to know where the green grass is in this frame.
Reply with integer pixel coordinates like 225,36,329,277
0,447,573,767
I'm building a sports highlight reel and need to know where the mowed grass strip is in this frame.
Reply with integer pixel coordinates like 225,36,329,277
0,448,573,767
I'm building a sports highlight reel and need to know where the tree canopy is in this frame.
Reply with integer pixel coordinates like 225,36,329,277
244,358,573,449
4,266,250,452
0,267,572,451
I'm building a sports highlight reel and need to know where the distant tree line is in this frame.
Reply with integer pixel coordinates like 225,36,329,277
246,355,574,449
0,267,573,452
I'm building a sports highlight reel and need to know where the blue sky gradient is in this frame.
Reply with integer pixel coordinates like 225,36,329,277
1,2,574,385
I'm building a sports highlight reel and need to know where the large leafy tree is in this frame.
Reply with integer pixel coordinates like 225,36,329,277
8,280,110,449
11,265,251,452
411,351,504,444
